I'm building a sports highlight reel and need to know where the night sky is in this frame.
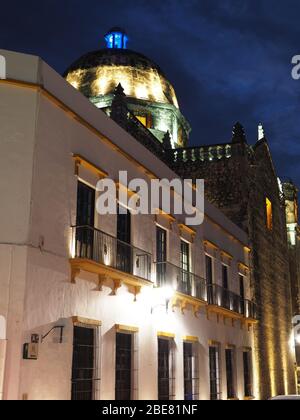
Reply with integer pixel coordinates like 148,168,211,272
1,0,300,185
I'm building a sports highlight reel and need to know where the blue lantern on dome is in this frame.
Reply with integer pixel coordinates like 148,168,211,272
105,27,128,49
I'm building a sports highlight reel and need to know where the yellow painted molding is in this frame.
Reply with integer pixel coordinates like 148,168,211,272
183,335,199,343
73,154,108,179
115,324,139,333
225,343,236,350
155,208,176,223
244,396,255,400
203,239,219,251
115,182,139,199
157,331,175,339
238,262,250,272
178,224,196,236
72,316,102,327
69,259,152,290
221,250,233,260
242,347,252,353
208,340,221,347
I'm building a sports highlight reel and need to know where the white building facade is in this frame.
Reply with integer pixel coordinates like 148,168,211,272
0,50,257,401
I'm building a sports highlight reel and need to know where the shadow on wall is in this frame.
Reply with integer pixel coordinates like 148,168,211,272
0,316,6,340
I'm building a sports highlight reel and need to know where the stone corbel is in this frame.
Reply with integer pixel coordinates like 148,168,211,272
112,279,122,295
133,286,142,302
71,267,80,284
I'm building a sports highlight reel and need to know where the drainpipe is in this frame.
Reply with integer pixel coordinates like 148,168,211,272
0,339,7,400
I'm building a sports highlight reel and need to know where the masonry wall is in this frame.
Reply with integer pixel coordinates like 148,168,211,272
172,140,296,399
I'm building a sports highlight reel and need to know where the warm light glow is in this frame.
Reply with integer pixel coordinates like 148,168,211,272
135,84,149,100
266,198,273,231
158,286,175,301
68,64,179,108
136,115,148,127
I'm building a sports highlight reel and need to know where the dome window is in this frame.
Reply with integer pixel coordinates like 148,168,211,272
105,27,128,49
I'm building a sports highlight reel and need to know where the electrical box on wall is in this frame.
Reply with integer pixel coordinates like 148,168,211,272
23,343,39,360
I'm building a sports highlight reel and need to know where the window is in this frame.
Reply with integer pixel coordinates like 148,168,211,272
115,333,133,400
209,345,221,400
71,326,99,400
225,349,236,399
222,265,230,309
76,181,96,260
222,265,229,290
180,240,191,295
239,275,245,315
243,351,253,398
266,198,273,230
206,255,214,304
156,227,167,287
117,205,132,274
158,338,175,400
136,114,151,128
184,342,199,400
206,255,213,285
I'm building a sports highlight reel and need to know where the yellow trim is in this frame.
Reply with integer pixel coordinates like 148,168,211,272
73,154,108,179
238,262,250,272
69,258,152,290
155,209,176,223
242,347,252,353
72,316,102,327
203,239,219,251
178,224,196,236
225,344,236,350
208,340,220,347
221,250,233,260
244,396,255,400
0,79,251,249
115,182,139,199
157,332,175,339
183,336,199,343
115,324,139,333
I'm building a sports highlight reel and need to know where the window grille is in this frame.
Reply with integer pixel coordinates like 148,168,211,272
71,325,101,400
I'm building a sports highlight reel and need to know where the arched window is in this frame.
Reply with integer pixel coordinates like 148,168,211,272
0,316,6,340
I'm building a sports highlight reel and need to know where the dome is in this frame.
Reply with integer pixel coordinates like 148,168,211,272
64,28,191,147
64,48,179,108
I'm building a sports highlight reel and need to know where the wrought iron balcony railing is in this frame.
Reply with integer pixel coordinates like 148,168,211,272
207,284,257,319
71,226,152,281
155,262,207,302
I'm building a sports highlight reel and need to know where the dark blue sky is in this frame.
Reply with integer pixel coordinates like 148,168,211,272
1,0,299,184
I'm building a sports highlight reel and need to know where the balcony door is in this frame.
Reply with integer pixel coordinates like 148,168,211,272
222,265,230,309
156,227,167,287
180,240,191,295
76,181,95,260
206,255,213,304
239,275,245,315
117,205,132,274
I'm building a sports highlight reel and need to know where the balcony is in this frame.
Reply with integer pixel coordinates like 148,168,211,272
207,284,257,323
70,226,152,296
155,262,207,301
154,263,257,322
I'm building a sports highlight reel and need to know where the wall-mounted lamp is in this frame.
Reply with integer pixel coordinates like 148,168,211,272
151,286,175,314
